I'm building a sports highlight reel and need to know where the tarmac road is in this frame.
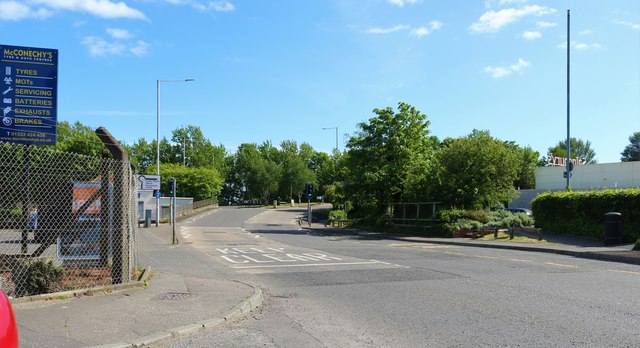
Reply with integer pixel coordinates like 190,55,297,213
155,206,640,347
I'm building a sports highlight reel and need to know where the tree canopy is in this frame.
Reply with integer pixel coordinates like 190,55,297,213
621,131,640,162
432,130,521,210
345,102,437,218
548,137,597,164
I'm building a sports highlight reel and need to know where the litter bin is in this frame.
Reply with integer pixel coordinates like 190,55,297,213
604,212,622,246
145,209,152,228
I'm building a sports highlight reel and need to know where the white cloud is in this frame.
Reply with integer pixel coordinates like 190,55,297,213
82,36,127,57
209,1,234,12
579,29,593,35
557,41,602,50
483,58,530,78
615,20,640,30
366,24,410,34
28,0,147,20
410,21,442,38
429,20,443,31
470,5,556,34
130,40,150,56
82,34,151,57
522,31,541,40
106,28,133,40
0,1,52,21
536,21,556,28
164,0,235,12
387,0,419,7
485,0,527,9
573,42,602,50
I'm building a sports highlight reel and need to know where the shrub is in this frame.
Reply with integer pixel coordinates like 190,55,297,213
329,209,347,221
12,258,64,297
442,218,483,234
437,208,467,224
464,210,490,224
485,210,534,228
634,239,640,251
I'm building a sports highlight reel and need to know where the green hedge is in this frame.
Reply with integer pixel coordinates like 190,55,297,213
531,188,640,241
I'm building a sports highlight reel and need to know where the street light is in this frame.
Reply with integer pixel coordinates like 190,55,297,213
156,78,194,226
322,127,338,153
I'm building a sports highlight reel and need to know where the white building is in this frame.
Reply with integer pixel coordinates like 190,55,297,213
509,161,640,208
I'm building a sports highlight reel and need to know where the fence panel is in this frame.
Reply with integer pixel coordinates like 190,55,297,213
0,143,138,298
389,202,441,225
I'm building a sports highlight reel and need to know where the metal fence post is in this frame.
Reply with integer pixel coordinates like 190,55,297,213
99,148,111,267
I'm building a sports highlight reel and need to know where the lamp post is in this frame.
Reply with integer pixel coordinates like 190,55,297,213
156,78,194,226
322,127,338,153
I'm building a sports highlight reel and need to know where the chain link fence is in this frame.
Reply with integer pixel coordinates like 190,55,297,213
0,142,138,298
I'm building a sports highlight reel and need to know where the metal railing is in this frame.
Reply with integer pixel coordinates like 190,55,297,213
389,202,441,226
0,142,138,298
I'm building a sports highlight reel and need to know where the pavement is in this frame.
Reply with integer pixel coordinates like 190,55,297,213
12,220,263,348
10,208,640,348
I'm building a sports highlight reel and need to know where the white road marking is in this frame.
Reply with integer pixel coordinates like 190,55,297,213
608,269,640,276
232,260,384,269
375,260,411,269
545,262,578,268
509,258,532,263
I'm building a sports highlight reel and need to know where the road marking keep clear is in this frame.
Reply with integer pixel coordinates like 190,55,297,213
217,247,343,264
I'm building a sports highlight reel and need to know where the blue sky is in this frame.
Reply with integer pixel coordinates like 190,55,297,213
1,0,638,163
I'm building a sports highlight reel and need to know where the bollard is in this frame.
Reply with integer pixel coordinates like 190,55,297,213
509,228,514,240
144,209,151,228
494,228,498,239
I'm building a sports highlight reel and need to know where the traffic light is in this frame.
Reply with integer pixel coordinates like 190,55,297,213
305,182,314,198
167,178,176,196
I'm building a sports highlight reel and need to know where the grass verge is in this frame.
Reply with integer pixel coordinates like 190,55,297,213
477,231,551,244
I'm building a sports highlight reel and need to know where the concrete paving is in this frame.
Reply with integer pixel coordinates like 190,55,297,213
11,222,263,348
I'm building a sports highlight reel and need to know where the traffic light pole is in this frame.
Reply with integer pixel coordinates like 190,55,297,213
305,182,314,227
307,199,312,227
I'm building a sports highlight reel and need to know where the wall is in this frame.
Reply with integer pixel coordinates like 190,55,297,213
536,161,640,191
137,190,193,222
509,161,640,209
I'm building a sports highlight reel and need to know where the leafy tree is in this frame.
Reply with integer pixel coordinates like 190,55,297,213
156,163,222,201
547,137,597,164
47,121,104,157
247,157,282,204
345,102,436,218
277,140,315,202
433,130,521,210
621,131,640,162
125,138,154,171
501,142,541,190
514,146,541,190
170,125,225,168
234,143,261,200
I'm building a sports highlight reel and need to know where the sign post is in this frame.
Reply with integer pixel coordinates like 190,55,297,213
137,174,161,190
0,44,58,145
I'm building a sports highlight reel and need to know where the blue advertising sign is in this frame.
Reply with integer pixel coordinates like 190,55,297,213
0,44,58,145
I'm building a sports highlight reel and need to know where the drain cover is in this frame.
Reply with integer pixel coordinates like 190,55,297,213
153,292,191,300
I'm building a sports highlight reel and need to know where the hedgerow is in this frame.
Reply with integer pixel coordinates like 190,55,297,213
531,188,640,241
